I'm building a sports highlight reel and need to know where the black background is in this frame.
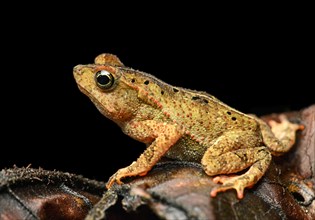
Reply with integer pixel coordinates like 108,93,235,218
1,6,313,182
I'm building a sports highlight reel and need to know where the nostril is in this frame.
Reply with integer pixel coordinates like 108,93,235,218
73,65,84,74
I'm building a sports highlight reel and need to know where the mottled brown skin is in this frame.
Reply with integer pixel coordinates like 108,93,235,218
73,54,303,199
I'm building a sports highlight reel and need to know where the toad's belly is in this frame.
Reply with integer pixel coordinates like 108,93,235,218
164,136,208,162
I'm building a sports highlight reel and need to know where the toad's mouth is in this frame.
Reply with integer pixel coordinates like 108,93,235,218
75,83,116,120
76,83,89,97
76,83,101,107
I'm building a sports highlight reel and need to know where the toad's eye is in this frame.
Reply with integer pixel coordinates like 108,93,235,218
95,70,114,90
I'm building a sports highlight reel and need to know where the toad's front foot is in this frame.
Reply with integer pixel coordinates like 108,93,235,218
106,169,127,189
106,166,148,189
211,175,249,199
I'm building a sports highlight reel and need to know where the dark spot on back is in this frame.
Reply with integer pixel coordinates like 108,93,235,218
227,111,231,115
203,99,209,104
161,91,164,95
144,80,149,85
232,117,236,121
173,88,179,92
192,96,200,100
131,79,135,83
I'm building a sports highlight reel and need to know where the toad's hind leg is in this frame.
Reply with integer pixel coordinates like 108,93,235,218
202,146,271,199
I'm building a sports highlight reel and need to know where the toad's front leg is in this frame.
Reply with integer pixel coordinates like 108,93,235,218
106,120,183,189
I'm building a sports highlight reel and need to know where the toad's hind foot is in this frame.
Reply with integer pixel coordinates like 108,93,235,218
268,114,304,145
212,175,237,184
210,148,272,199
211,175,249,199
255,114,304,155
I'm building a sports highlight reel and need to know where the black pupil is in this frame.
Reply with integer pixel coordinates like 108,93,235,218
98,74,110,85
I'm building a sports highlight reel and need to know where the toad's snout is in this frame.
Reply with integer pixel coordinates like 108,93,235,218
73,65,85,76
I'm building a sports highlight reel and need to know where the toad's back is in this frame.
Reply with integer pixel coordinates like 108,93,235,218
118,67,259,147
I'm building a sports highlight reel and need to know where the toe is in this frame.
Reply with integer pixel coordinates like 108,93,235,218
212,175,237,184
210,182,245,199
236,189,244,199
